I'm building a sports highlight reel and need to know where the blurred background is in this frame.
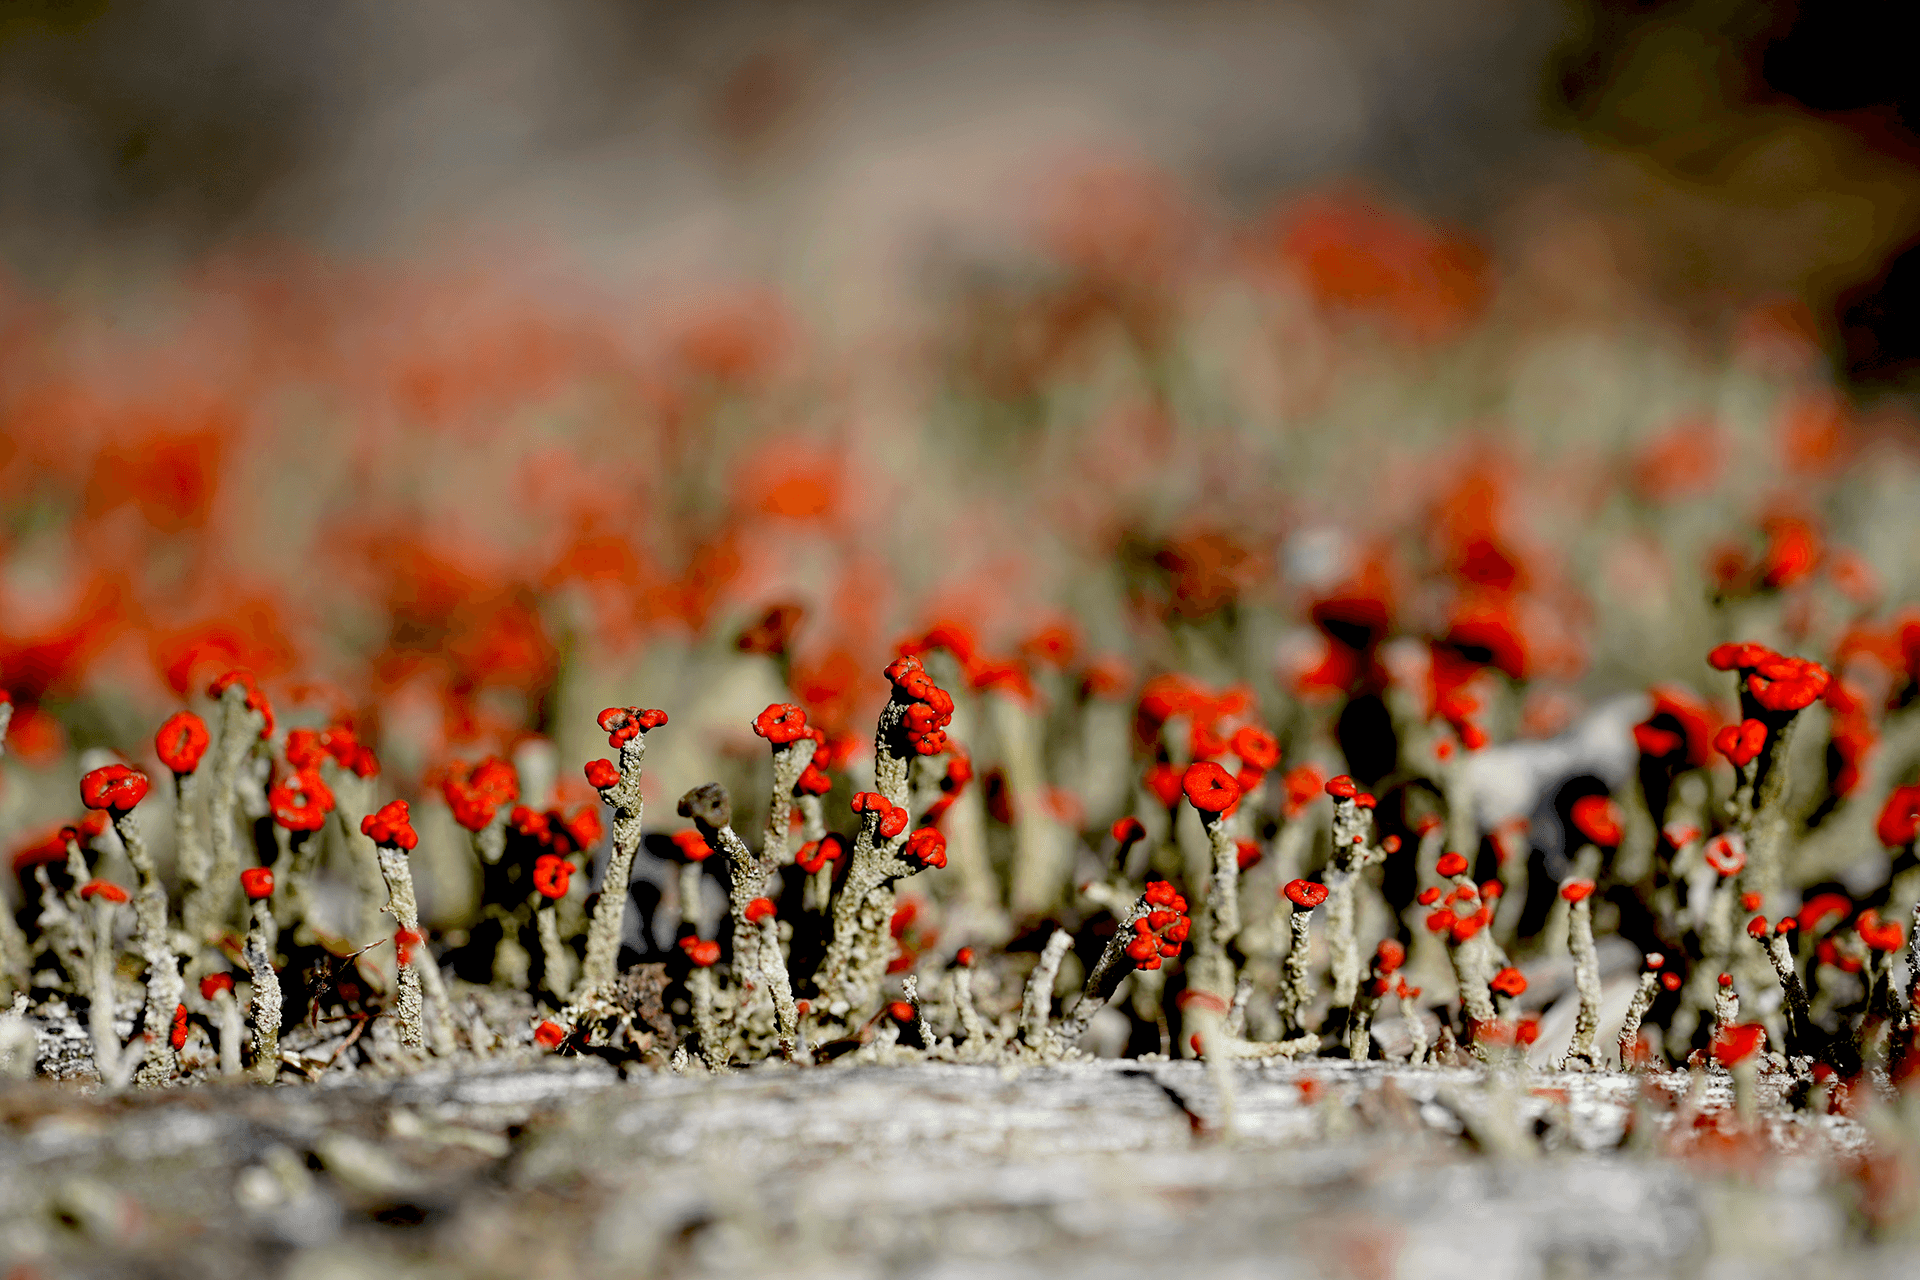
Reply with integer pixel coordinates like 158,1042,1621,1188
4,0,1919,920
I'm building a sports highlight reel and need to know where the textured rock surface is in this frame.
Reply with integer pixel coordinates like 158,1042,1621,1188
0,1059,1909,1278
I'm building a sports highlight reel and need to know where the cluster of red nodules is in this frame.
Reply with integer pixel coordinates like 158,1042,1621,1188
361,800,419,850
883,654,955,756
850,791,910,839
598,706,668,748
532,854,572,900
284,722,379,779
1125,880,1191,970
269,767,336,832
439,756,520,831
678,935,721,967
1419,855,1501,942
510,803,603,856
1708,642,1832,714
1324,774,1377,809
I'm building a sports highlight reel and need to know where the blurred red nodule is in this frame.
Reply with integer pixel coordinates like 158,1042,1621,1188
671,829,714,863
1740,892,1762,912
1879,785,1920,848
1380,834,1401,854
1284,879,1328,909
199,972,234,1000
155,711,211,774
1560,879,1595,903
80,764,149,813
1661,972,1682,991
1325,774,1359,799
752,702,810,745
1703,833,1745,877
1747,916,1770,939
1858,910,1905,952
1711,1022,1766,1067
361,800,419,850
585,758,620,790
1374,939,1406,973
1436,852,1469,878
1490,966,1527,997
79,878,128,904
1707,642,1771,672
534,1020,567,1049
955,947,974,967
1418,887,1441,906
532,854,572,900
1645,952,1664,969
1569,795,1623,847
1229,725,1281,771
1182,761,1239,814
240,867,274,900
679,937,720,967
887,1001,917,1025
1111,816,1146,844
745,896,776,924
170,1003,188,1051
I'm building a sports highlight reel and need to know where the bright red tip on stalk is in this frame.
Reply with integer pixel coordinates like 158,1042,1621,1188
745,896,776,924
79,878,128,903
1570,795,1624,847
284,728,326,771
1490,966,1527,997
169,1002,188,1051
1142,763,1182,809
1711,1022,1766,1067
269,768,336,831
1418,887,1441,906
240,867,274,900
671,829,714,863
1878,785,1920,848
80,764,149,813
1707,643,1771,672
880,1000,917,1026
532,854,573,900
1324,774,1359,799
1747,655,1830,712
1747,916,1770,939
361,800,419,850
1436,851,1469,878
1633,723,1684,757
1717,972,1733,987
679,937,720,967
794,762,832,796
1284,879,1329,909
598,706,667,747
1858,910,1905,952
904,827,947,869
949,947,973,969
200,972,234,1000
1663,823,1701,848
1450,910,1488,943
1182,761,1240,814
1559,879,1595,903
1703,833,1746,877
1111,816,1147,845
1230,725,1281,771
1776,918,1798,936
1481,880,1504,899
1660,971,1682,991
752,702,810,745
534,1020,567,1049
1645,952,1664,969
1740,892,1762,912
155,711,211,775
585,758,620,791
1375,939,1406,973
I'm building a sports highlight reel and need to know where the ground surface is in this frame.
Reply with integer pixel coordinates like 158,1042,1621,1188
3,1057,1915,1279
